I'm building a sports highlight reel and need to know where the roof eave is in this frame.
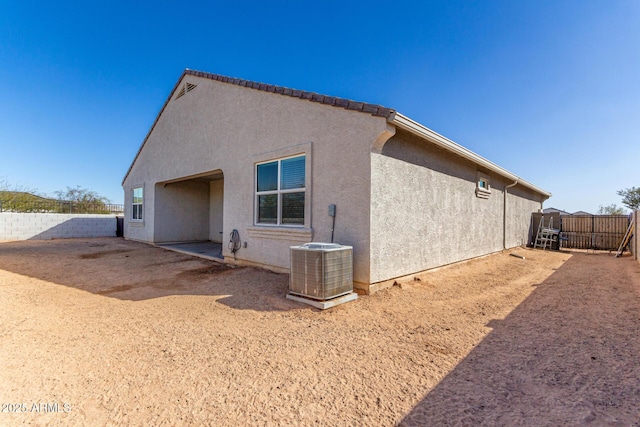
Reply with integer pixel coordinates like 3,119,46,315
122,69,395,186
121,70,190,186
388,112,551,199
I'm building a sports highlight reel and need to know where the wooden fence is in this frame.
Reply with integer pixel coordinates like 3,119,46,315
560,215,630,250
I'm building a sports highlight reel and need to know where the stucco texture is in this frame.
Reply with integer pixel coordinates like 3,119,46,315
123,74,389,285
370,130,542,284
123,73,547,292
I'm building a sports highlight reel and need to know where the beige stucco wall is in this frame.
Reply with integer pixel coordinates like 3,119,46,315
209,180,224,243
123,75,390,285
154,180,210,243
505,185,542,247
124,182,153,243
123,74,549,292
370,129,543,285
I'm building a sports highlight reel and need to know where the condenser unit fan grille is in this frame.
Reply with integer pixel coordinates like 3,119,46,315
290,243,353,300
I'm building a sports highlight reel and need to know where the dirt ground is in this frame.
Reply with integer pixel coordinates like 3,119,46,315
1,238,639,426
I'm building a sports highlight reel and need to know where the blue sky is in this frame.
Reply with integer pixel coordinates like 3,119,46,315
1,1,638,212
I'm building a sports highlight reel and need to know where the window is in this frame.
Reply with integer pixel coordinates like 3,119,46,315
132,187,143,220
476,173,491,199
256,155,305,225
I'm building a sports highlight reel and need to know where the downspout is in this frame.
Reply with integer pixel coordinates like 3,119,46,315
503,180,518,249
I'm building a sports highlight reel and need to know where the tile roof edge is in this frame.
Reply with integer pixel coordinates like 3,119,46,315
184,69,396,118
122,69,395,185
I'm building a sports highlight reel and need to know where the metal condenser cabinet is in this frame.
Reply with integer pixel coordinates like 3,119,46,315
289,243,353,300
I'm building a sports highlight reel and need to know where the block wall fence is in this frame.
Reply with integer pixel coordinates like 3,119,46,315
0,213,118,241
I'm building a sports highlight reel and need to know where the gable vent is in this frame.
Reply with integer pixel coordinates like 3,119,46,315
174,82,197,100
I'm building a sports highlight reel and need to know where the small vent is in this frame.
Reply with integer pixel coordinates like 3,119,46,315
175,82,197,100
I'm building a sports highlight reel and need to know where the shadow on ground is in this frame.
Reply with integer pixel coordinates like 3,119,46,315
398,252,640,426
0,238,299,311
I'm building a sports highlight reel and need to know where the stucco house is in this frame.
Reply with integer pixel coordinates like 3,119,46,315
122,69,550,294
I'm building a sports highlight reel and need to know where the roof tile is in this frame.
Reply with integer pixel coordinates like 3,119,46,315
374,107,393,117
182,69,395,119
334,98,349,108
362,104,379,114
322,96,337,105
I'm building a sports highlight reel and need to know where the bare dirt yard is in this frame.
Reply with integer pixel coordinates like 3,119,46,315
1,238,639,426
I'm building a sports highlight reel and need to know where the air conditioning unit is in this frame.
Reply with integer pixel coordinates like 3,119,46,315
289,242,353,300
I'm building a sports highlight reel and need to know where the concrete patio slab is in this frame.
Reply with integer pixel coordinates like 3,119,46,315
158,241,223,261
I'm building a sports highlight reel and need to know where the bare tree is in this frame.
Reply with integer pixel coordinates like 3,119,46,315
54,186,111,213
597,204,626,215
0,178,44,212
1,180,113,213
54,186,111,204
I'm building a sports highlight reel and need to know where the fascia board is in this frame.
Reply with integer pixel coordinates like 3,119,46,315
389,112,551,198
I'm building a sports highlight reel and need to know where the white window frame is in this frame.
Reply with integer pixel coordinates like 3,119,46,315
476,173,491,199
255,154,306,227
131,187,144,221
